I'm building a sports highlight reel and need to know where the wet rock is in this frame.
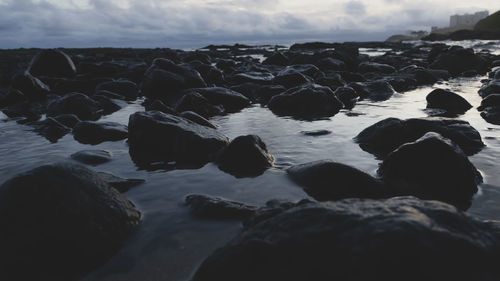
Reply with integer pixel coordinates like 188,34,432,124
301,130,332,136
333,86,358,109
175,92,225,118
478,94,500,110
429,46,488,76
2,101,44,121
338,71,366,83
73,121,128,145
288,160,387,201
268,83,343,119
349,80,396,101
279,64,321,77
426,88,472,114
228,72,274,85
183,52,212,64
180,111,216,129
53,114,81,128
30,117,71,143
358,61,396,74
96,172,145,193
480,107,500,125
190,87,251,113
28,49,76,78
50,77,111,96
193,196,500,281
10,73,50,100
0,89,26,107
216,135,274,177
378,132,481,210
256,85,287,104
93,95,123,115
145,99,177,115
71,150,112,165
95,80,139,101
355,117,484,158
479,80,500,98
273,71,311,89
314,57,346,71
0,162,140,281
94,90,127,100
243,199,314,228
128,111,229,166
47,93,102,121
185,194,257,220
262,52,289,66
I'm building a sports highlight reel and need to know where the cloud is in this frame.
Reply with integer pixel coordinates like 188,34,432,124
344,1,366,15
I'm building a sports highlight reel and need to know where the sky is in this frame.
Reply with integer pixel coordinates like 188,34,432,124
0,0,499,49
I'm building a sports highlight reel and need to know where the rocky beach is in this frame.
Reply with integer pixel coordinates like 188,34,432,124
1,39,500,280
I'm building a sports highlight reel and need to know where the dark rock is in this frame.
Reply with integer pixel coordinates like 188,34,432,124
338,71,366,83
96,172,145,193
256,85,286,104
479,80,500,98
93,95,123,115
47,93,102,121
429,46,488,76
358,62,396,74
492,60,500,67
51,78,111,96
183,52,212,64
2,101,44,121
278,64,321,77
10,73,50,100
175,92,225,118
94,90,126,100
273,71,311,89
314,72,346,90
355,117,484,158
73,121,128,145
193,196,500,281
53,114,81,128
268,83,343,119
262,52,289,66
314,57,346,71
0,163,140,281
180,111,216,128
301,130,332,136
460,70,479,77
128,111,229,166
378,132,481,210
95,80,139,101
333,86,358,109
287,160,387,201
185,194,257,220
228,72,274,85
190,87,251,113
0,89,26,107
349,80,396,101
71,150,112,165
478,94,500,110
216,135,274,177
28,49,76,78
145,99,178,115
480,107,500,125
30,117,71,143
243,199,314,228
426,88,472,114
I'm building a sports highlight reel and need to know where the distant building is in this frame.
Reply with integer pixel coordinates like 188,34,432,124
450,11,489,28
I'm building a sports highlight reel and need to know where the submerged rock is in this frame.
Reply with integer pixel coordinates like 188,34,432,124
186,194,257,220
28,49,76,78
30,117,71,143
301,130,332,136
0,163,141,281
73,121,128,145
378,132,481,210
349,80,396,101
193,196,500,281
71,150,112,165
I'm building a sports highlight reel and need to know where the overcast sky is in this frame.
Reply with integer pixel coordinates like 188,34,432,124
1,0,499,49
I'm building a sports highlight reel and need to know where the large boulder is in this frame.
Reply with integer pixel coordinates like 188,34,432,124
186,194,257,220
47,93,102,121
128,111,229,166
175,92,225,118
480,106,500,125
478,80,500,98
216,135,274,178
193,197,500,281
73,121,128,145
29,117,71,143
358,61,396,74
378,132,482,210
426,88,472,114
287,160,387,201
262,52,289,66
189,87,251,113
429,46,488,76
268,83,343,119
95,80,139,101
28,49,76,78
349,80,396,101
355,117,484,158
10,73,50,100
0,163,141,280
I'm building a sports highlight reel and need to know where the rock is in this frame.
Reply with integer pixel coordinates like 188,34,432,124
378,132,482,210
287,160,387,201
255,85,286,104
492,60,500,68
30,117,71,143
180,111,217,129
478,94,500,110
273,71,311,89
10,73,50,100
243,199,314,228
190,87,251,113
192,196,500,281
426,88,472,114
338,71,366,83
1,101,44,121
53,114,81,128
216,135,274,177
47,93,102,121
28,49,76,78
51,78,111,96
94,90,126,100
479,80,500,98
314,57,346,71
71,150,112,165
278,64,321,77
228,72,274,85
480,107,500,125
301,130,332,136
355,117,484,158
128,111,229,166
262,52,289,66
349,80,396,101
429,46,488,76
358,62,396,74
268,83,343,119
0,163,140,280
333,86,358,109
0,89,26,107
73,121,128,145
96,172,145,193
183,52,212,64
95,80,139,101
314,72,346,90
93,95,123,115
175,92,225,118
185,194,257,220
145,99,178,115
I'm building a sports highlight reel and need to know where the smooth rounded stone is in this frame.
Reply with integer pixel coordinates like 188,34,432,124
355,117,484,158
180,111,217,129
73,121,128,145
314,57,346,71
314,72,346,90
193,196,500,281
256,85,287,104
480,107,500,125
426,88,472,114
478,80,500,98
145,99,178,115
262,52,289,66
273,71,311,89
349,80,396,101
51,77,111,96
1,101,44,121
338,71,366,83
287,160,387,201
94,90,126,100
0,163,141,280
301,129,332,136
429,46,488,76
71,150,112,165
278,64,321,77
30,117,71,143
333,86,358,109
478,94,500,110
358,61,396,74
183,52,212,64
128,111,229,166
228,71,275,85
216,135,274,178
28,49,76,78
95,80,139,101
492,60,500,67
141,58,207,101
243,199,314,228
10,73,50,100
175,92,225,118
268,83,343,119
96,172,145,193
93,95,123,115
192,63,225,86
47,93,102,121
190,87,251,113
53,114,81,128
378,132,482,210
0,89,26,107
185,194,257,220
